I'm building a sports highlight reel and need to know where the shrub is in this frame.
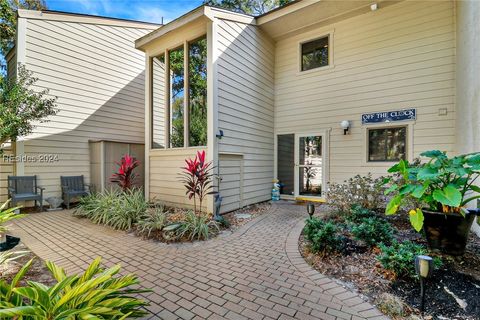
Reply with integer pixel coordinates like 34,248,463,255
327,173,385,213
350,216,394,247
110,154,140,191
0,257,149,318
75,188,147,230
0,200,24,234
136,206,167,238
176,211,219,241
346,205,376,223
304,218,342,253
377,241,432,279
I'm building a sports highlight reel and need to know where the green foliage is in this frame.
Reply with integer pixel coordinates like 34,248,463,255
304,218,342,253
376,241,435,279
1,0,47,58
384,150,480,231
327,173,386,213
188,37,207,147
204,0,293,15
346,205,376,223
75,188,147,231
176,211,219,241
350,216,394,247
0,200,23,234
136,206,167,238
0,64,57,149
215,215,230,228
0,257,149,319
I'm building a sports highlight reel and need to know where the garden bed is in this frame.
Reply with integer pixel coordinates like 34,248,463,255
300,209,480,320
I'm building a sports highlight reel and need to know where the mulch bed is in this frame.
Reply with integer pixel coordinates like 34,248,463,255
300,211,480,320
1,242,55,286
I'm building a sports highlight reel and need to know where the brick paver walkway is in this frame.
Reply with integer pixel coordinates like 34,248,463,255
11,201,387,320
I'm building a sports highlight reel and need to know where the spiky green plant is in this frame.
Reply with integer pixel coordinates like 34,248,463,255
0,257,149,319
0,200,24,234
74,189,147,231
176,210,219,241
136,206,167,238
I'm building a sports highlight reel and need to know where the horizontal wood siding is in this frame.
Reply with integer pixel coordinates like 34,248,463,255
149,148,207,210
21,18,154,201
0,144,15,203
216,19,275,207
274,0,456,183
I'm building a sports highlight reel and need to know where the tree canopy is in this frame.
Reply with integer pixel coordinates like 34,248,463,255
204,0,293,15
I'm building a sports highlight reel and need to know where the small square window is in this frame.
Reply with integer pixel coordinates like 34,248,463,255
368,127,407,162
301,36,329,71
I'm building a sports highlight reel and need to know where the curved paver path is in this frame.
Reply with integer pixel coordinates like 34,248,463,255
11,201,387,320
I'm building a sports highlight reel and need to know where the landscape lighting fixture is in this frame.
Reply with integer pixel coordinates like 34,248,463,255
415,255,433,313
307,203,315,219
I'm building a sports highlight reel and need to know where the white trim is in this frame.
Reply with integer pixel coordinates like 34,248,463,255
144,55,151,199
361,121,415,167
204,6,255,25
183,40,189,148
136,7,205,50
18,9,159,29
15,17,27,176
207,19,219,214
294,130,330,199
297,30,335,75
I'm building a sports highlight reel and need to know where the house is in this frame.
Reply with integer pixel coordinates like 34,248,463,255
1,10,160,203
135,0,479,214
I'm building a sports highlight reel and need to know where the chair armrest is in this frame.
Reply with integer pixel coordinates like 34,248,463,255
36,186,45,191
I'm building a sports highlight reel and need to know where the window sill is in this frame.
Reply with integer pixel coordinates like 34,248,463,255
296,64,335,76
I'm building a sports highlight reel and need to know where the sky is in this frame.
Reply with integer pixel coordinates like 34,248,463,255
45,0,204,24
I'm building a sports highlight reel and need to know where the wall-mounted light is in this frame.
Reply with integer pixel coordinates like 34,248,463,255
216,130,224,139
370,3,378,11
340,120,351,135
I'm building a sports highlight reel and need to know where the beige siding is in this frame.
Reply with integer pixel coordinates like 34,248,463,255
0,144,15,203
149,148,207,210
216,19,275,208
219,154,244,213
20,17,155,201
274,0,456,183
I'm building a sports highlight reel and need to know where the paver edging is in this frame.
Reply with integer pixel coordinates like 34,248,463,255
284,216,390,320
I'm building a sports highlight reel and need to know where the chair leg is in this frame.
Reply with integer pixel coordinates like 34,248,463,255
66,195,70,210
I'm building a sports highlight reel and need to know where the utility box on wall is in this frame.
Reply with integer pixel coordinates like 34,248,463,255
89,140,145,192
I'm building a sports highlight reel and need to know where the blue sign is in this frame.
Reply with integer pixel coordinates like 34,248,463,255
362,109,416,124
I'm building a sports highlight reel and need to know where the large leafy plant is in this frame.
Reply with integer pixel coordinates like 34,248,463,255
180,150,214,214
385,150,480,231
0,257,149,319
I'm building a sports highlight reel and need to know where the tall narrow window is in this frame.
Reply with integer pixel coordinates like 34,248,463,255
188,36,207,147
169,46,184,148
151,54,166,149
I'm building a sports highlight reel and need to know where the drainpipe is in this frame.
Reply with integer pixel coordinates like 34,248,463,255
214,130,224,220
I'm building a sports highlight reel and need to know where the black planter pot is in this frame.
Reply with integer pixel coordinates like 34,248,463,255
423,209,478,256
0,235,21,252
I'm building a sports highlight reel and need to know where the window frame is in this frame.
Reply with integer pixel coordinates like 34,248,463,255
149,34,208,151
366,125,408,163
298,31,334,74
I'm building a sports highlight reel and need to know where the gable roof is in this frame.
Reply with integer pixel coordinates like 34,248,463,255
17,9,161,29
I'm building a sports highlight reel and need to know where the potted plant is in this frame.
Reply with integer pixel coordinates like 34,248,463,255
384,150,480,255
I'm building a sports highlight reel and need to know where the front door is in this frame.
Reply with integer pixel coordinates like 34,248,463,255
294,134,324,198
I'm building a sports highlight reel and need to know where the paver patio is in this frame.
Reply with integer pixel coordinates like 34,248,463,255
10,201,388,320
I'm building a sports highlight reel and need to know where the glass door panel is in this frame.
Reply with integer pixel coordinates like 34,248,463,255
297,135,323,197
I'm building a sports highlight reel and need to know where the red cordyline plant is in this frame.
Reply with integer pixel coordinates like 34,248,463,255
110,154,140,191
180,150,214,214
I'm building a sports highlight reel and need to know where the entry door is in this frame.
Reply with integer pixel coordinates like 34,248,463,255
294,134,325,198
